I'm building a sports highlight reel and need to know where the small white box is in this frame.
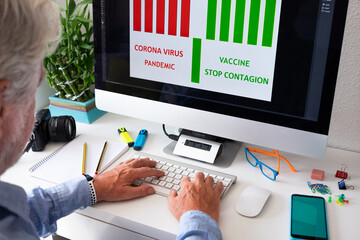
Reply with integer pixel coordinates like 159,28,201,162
173,134,222,164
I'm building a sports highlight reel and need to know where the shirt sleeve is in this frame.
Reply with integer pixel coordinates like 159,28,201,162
177,210,222,240
27,176,91,238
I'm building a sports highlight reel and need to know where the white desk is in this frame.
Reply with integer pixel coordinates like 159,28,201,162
2,113,360,239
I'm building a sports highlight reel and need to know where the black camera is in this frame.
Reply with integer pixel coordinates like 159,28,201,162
25,109,76,152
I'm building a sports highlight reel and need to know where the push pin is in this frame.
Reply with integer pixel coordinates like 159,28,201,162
335,164,348,179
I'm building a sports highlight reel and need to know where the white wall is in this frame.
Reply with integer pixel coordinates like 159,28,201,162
327,0,360,153
44,0,359,152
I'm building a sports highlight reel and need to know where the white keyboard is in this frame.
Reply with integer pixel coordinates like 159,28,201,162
131,153,237,198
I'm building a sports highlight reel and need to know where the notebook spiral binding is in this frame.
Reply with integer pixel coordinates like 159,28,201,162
28,143,69,172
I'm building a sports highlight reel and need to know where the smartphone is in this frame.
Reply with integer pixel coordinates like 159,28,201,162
290,194,328,240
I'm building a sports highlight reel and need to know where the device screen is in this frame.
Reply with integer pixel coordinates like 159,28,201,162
291,194,328,240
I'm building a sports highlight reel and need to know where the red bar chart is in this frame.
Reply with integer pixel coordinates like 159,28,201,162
168,0,178,35
156,0,165,34
145,0,153,33
133,0,141,31
181,0,191,37
133,0,191,37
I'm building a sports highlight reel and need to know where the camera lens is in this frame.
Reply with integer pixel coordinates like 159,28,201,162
48,116,76,142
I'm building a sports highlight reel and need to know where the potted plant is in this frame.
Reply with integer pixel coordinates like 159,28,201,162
44,0,105,123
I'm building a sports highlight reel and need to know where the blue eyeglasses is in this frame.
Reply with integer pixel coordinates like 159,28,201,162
245,147,296,181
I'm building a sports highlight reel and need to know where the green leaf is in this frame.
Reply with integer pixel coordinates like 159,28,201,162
75,16,92,23
76,0,93,8
68,0,76,18
80,43,92,50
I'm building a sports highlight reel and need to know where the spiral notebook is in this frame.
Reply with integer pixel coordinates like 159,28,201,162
29,134,129,183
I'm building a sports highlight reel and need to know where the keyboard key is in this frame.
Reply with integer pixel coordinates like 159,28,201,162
165,177,174,183
161,165,169,170
158,181,166,187
175,174,182,180
151,179,160,185
165,183,173,188
145,177,153,183
223,181,230,187
172,185,180,191
182,171,190,176
168,172,176,178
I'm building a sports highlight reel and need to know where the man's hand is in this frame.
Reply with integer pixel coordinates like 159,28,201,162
167,172,224,223
93,158,164,202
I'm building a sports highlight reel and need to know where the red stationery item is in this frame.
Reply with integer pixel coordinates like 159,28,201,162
335,164,348,179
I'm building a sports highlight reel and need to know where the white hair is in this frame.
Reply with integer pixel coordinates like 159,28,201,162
0,0,60,103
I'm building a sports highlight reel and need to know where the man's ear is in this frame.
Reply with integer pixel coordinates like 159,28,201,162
0,79,10,119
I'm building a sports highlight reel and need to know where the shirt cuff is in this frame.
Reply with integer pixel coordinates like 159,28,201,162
177,210,222,240
53,175,92,216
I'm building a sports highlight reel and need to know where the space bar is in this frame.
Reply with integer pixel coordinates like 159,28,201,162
141,183,171,196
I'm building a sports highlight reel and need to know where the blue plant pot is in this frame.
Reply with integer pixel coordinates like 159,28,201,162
49,95,106,124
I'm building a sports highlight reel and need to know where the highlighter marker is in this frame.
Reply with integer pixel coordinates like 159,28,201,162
118,127,134,147
133,129,148,151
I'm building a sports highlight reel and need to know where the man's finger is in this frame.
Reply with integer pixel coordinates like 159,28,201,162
127,158,156,168
204,176,214,186
180,176,190,185
214,181,224,197
194,172,205,184
168,189,178,200
132,167,164,179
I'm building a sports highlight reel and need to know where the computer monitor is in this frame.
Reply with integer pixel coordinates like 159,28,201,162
93,0,348,159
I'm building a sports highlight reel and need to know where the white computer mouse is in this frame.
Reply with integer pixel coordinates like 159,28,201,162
235,186,271,217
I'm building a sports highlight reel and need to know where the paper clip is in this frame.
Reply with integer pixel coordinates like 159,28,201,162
307,181,332,195
335,164,349,179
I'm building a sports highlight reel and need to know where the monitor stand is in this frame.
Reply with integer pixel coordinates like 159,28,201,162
163,129,242,168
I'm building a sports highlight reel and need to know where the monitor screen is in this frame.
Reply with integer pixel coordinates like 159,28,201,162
93,0,348,158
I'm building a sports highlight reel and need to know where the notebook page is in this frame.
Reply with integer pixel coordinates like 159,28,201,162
29,134,129,183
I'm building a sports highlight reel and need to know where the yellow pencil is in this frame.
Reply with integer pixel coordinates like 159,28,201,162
82,142,87,175
95,141,108,175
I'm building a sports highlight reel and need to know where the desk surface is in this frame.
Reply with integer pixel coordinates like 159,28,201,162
2,113,360,240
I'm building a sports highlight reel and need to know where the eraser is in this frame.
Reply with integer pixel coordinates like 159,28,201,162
311,169,324,181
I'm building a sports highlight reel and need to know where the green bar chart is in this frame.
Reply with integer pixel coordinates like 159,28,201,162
233,0,246,44
206,0,218,40
205,0,277,47
219,0,232,42
247,0,261,45
262,0,276,47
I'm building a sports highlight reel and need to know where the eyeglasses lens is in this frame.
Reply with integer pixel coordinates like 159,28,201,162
260,164,275,179
246,151,257,166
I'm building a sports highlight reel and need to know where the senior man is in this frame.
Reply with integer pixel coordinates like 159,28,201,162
0,0,224,240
